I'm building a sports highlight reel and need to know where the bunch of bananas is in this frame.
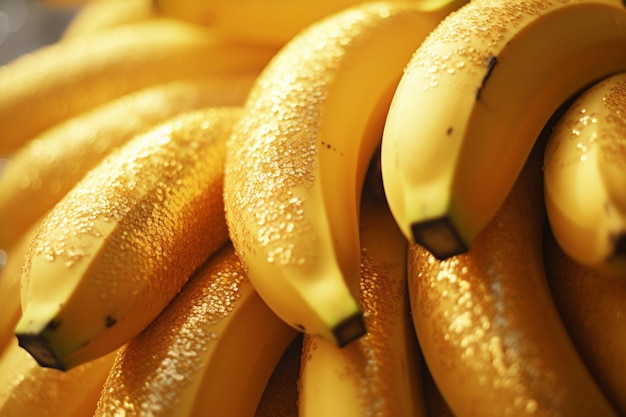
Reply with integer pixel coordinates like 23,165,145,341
1,0,625,416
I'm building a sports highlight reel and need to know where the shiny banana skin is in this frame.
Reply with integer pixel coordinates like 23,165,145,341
544,230,626,416
0,74,257,252
61,0,158,39
0,18,276,156
298,190,427,417
15,107,243,371
381,0,626,260
95,243,298,417
407,143,618,416
224,0,467,347
153,0,461,47
543,72,626,277
0,337,117,417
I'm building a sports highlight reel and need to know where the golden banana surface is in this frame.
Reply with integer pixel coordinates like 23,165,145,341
0,74,257,251
298,190,427,417
15,107,242,371
408,143,618,416
0,337,117,417
95,244,297,417
61,0,158,39
0,18,276,155
544,230,626,416
224,0,466,347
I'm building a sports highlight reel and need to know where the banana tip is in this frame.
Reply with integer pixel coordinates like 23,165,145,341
411,217,468,260
16,333,67,371
333,312,366,348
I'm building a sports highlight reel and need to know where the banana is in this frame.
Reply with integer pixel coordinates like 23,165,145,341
224,0,467,347
407,141,619,416
0,336,117,417
298,189,427,417
0,74,257,252
544,229,626,416
61,0,158,39
15,107,242,371
153,0,460,47
423,361,455,417
0,218,43,353
543,72,626,278
255,335,302,417
0,18,276,156
94,243,298,417
381,0,626,260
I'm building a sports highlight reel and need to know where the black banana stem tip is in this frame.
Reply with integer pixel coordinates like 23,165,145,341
411,217,469,260
333,312,367,348
16,333,66,371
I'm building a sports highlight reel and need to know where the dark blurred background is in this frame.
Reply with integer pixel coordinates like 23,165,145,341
0,0,77,65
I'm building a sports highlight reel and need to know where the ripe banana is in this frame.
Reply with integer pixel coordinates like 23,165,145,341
544,230,626,416
61,0,158,39
298,190,427,417
407,142,618,416
95,243,298,417
381,0,626,260
15,107,242,371
153,0,461,47
0,337,117,417
543,72,626,278
0,18,276,156
224,0,467,347
0,74,257,252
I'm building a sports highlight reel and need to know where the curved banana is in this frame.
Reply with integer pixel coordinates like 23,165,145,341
381,0,626,260
61,0,158,39
0,18,276,156
543,72,626,277
0,337,117,417
15,107,242,371
407,143,618,416
224,0,467,347
153,0,460,47
298,190,426,417
0,74,257,252
544,230,626,416
95,243,298,417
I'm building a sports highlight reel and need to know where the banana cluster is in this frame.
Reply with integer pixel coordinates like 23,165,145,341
1,0,625,416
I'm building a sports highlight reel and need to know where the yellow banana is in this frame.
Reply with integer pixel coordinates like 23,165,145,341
15,107,242,371
543,72,626,278
423,362,455,417
0,18,276,156
0,337,117,417
255,335,302,417
544,230,626,416
0,74,257,252
381,0,626,260
153,0,460,47
298,189,426,417
407,142,618,416
95,243,298,417
61,0,158,39
224,0,467,347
